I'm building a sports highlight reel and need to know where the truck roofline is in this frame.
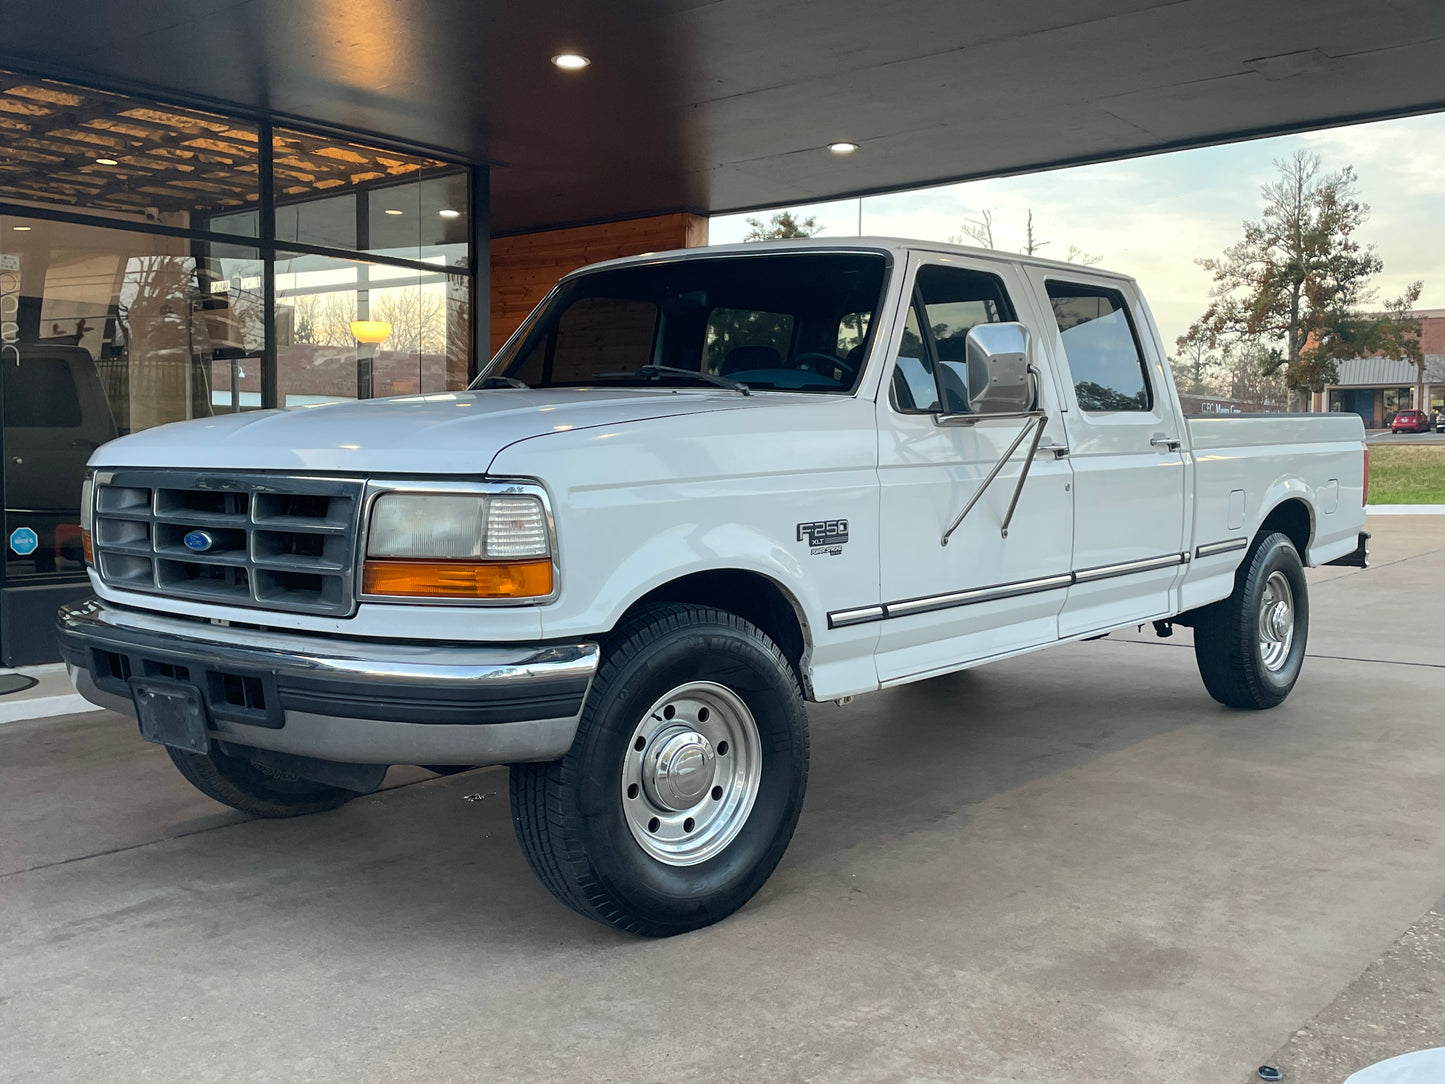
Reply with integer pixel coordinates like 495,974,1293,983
557,236,1140,286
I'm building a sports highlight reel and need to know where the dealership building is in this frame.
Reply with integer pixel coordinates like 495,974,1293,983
2,3,1442,666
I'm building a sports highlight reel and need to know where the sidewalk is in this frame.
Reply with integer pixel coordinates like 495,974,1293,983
0,663,92,725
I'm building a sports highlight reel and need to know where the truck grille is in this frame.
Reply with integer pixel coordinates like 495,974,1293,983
91,470,364,616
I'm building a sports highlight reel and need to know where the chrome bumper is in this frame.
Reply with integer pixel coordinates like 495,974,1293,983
57,598,598,765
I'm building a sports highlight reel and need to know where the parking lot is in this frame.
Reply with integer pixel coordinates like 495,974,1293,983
3,515,1442,1084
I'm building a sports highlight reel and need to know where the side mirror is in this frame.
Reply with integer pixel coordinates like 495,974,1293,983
963,322,1034,414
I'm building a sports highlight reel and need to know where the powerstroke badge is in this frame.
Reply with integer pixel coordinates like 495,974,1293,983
797,519,849,556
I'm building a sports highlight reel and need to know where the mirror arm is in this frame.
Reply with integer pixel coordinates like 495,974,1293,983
998,413,1049,538
940,413,1049,547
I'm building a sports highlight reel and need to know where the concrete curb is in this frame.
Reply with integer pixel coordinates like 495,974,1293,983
1366,505,1445,515
0,692,96,725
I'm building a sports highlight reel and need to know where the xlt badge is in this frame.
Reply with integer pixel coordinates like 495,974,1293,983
797,519,848,556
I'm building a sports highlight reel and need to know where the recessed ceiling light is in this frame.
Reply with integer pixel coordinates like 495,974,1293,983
827,142,859,156
438,208,461,218
383,208,404,215
12,225,31,231
94,157,120,166
551,53,591,71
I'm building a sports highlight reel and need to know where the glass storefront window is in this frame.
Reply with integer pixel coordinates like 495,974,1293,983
270,128,469,268
0,69,260,235
275,252,470,406
1,214,262,581
0,71,474,661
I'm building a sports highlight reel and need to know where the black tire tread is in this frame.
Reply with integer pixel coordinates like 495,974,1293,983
1193,531,1305,710
166,745,355,818
509,602,805,935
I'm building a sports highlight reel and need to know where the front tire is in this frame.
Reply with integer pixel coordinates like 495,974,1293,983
509,603,809,936
167,744,357,818
1193,531,1309,709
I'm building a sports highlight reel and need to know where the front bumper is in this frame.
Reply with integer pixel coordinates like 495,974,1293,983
57,598,598,765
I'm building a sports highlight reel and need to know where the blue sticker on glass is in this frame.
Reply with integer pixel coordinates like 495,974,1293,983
9,526,39,556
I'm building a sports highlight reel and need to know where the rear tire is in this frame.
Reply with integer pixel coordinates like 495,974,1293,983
167,744,356,818
1193,531,1309,710
510,603,809,937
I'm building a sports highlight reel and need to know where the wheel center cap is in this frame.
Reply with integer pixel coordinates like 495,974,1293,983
1269,602,1291,639
644,729,716,811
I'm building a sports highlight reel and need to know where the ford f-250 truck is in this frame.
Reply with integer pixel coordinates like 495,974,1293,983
58,240,1369,936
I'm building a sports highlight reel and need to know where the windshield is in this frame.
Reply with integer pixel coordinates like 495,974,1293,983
475,250,890,394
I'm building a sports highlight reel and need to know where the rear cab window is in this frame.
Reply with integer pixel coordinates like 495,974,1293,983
1044,281,1152,412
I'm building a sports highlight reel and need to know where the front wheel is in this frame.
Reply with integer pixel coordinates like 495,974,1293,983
509,603,809,936
167,744,357,817
1193,531,1309,709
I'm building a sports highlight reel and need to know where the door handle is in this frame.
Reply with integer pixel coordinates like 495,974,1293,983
1150,434,1182,451
1036,440,1069,458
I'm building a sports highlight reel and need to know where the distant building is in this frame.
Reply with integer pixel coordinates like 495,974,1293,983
1312,310,1445,426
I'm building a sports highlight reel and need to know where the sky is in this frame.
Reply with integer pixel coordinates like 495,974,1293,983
708,112,1445,355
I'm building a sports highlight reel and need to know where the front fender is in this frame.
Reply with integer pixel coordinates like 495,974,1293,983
546,520,820,639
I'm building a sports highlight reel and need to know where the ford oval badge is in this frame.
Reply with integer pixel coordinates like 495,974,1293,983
183,530,216,553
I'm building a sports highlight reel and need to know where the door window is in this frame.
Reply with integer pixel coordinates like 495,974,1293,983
890,265,1015,413
1045,282,1151,412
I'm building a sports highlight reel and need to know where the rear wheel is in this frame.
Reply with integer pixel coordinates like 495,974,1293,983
1193,531,1309,709
510,603,809,936
167,744,356,818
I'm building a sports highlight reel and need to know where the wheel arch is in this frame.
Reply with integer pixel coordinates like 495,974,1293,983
620,569,814,696
1257,495,1314,558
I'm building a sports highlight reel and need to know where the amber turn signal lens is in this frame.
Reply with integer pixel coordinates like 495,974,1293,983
362,558,553,599
82,530,94,565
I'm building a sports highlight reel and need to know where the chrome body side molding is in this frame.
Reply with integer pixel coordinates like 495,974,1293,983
826,553,1190,629
1195,537,1249,559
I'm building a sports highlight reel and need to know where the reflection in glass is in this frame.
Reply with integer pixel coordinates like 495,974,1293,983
270,128,469,267
0,214,262,581
0,68,260,234
275,252,470,406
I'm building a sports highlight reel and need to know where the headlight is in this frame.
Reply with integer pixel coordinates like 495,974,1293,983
362,491,553,600
80,471,95,565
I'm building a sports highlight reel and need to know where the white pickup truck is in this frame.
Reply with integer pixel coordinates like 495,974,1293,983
59,239,1369,936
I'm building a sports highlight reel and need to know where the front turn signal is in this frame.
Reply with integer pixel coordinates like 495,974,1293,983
362,558,553,600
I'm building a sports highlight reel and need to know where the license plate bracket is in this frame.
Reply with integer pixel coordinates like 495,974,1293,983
131,679,209,753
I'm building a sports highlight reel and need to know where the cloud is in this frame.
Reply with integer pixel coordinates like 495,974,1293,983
711,112,1445,347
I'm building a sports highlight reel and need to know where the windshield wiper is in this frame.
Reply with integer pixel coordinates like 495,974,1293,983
475,375,529,389
596,364,750,396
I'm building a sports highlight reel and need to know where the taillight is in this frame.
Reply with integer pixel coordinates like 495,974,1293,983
1362,447,1370,507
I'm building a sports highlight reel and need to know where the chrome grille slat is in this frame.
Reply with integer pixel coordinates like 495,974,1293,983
92,470,363,617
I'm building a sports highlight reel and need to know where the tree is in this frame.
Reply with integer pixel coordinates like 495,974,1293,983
1172,325,1223,395
290,291,357,347
743,211,820,240
1193,150,1423,411
372,286,446,354
1220,342,1290,408
953,208,996,248
952,207,1101,263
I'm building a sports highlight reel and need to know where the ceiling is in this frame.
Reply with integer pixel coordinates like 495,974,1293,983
1,0,1442,235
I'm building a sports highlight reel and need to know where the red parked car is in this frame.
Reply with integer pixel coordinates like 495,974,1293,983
1390,409,1431,433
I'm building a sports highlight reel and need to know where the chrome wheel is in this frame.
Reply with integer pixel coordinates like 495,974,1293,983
621,680,762,866
1257,570,1295,672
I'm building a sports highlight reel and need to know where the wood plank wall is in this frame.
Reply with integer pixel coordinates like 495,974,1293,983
490,213,708,356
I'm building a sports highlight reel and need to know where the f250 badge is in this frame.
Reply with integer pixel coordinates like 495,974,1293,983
797,519,849,556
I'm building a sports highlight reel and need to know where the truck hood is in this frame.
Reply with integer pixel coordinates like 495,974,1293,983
90,388,760,474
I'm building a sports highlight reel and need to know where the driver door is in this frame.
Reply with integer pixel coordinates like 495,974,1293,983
871,256,1074,684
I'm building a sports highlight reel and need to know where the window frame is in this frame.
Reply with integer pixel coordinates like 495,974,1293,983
887,261,1020,416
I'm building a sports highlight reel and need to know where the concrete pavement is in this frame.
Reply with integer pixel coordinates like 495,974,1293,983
2,516,1443,1084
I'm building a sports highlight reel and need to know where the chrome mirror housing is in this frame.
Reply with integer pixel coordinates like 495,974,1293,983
964,322,1034,414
